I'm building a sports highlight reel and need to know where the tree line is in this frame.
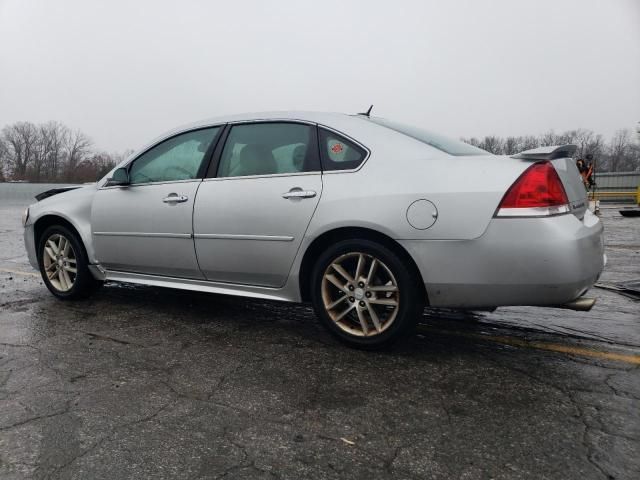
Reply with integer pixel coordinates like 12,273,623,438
1,121,638,183
462,128,640,172
0,121,131,183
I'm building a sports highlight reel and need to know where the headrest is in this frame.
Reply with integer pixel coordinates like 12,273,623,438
292,144,307,171
238,144,276,176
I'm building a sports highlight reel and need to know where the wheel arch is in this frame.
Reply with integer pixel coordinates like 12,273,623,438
298,226,427,303
34,215,90,263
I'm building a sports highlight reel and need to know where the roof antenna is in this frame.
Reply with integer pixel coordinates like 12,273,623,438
358,104,374,117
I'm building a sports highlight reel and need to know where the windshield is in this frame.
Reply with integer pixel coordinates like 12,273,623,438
368,117,490,156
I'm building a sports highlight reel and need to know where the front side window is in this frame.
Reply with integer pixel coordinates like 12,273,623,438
216,123,319,178
129,127,220,184
318,128,367,171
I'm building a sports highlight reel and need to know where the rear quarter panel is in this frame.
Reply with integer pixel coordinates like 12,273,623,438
307,120,532,241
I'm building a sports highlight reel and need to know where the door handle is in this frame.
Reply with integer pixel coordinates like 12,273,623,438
282,189,317,199
162,194,188,203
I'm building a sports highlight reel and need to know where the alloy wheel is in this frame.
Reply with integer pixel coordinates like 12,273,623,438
321,252,400,337
42,233,77,292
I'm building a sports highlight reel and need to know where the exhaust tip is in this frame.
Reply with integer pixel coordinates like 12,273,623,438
555,297,597,312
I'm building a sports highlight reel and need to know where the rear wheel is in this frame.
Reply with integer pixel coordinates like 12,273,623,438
310,239,424,349
38,225,100,300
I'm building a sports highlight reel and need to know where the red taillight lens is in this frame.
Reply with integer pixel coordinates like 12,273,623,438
498,161,569,210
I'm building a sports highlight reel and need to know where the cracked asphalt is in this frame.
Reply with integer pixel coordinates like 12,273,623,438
1,199,639,479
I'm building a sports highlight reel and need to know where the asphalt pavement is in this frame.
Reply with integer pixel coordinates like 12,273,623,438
1,201,638,480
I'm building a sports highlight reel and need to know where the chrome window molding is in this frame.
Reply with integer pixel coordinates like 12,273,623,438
227,118,317,126
202,171,320,182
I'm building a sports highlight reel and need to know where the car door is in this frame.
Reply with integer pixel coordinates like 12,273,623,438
193,121,322,287
91,126,222,278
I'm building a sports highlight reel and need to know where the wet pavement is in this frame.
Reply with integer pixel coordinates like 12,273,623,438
0,202,638,480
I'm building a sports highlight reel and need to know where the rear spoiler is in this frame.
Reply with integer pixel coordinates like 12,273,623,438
511,144,577,161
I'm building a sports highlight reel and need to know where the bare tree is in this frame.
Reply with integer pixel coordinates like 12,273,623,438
478,136,504,154
31,125,50,182
64,129,93,182
503,136,521,155
0,122,38,180
460,137,481,148
40,122,70,181
607,129,631,172
2,119,638,181
0,136,7,181
459,128,638,172
84,151,120,181
539,130,561,146
520,135,539,151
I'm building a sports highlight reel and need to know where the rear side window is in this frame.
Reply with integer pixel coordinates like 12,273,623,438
319,128,367,171
216,122,320,178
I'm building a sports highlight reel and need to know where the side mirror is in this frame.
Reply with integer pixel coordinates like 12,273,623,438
105,167,130,187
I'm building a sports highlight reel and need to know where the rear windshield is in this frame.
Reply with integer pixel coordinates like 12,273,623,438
368,118,490,156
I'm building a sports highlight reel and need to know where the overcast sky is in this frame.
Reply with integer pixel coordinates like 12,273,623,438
1,0,639,152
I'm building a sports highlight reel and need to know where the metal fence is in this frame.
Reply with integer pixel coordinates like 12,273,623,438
590,172,640,204
0,182,81,206
594,172,640,190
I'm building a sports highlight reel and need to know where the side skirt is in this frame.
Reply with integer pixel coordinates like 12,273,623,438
87,265,296,303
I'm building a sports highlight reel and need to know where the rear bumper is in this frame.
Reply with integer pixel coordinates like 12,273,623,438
400,210,605,308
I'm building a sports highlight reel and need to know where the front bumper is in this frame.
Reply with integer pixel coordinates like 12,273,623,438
24,224,39,270
400,210,605,308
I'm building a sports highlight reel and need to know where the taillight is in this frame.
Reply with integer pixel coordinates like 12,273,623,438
496,161,570,217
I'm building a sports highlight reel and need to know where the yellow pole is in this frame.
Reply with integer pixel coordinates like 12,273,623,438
636,186,640,206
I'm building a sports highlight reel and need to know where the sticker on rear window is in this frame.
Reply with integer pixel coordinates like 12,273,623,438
331,143,344,154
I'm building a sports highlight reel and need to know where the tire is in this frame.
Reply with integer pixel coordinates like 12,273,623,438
37,225,100,300
310,238,425,349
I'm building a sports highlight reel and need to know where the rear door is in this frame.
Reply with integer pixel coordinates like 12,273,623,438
92,127,222,278
193,121,322,287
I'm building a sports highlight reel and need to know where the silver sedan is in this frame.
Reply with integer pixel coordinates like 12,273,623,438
22,111,605,348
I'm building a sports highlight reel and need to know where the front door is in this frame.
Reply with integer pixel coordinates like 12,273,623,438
193,121,322,287
92,127,222,278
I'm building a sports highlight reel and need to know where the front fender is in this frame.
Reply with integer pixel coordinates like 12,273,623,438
26,185,99,263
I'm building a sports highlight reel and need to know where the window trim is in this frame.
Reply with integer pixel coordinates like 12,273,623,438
316,124,371,174
100,125,225,189
205,120,321,179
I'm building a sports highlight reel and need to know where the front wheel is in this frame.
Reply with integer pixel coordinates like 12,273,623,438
38,225,100,300
310,239,425,349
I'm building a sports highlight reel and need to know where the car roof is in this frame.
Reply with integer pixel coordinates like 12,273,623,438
131,112,373,155
124,111,438,166
172,111,357,131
